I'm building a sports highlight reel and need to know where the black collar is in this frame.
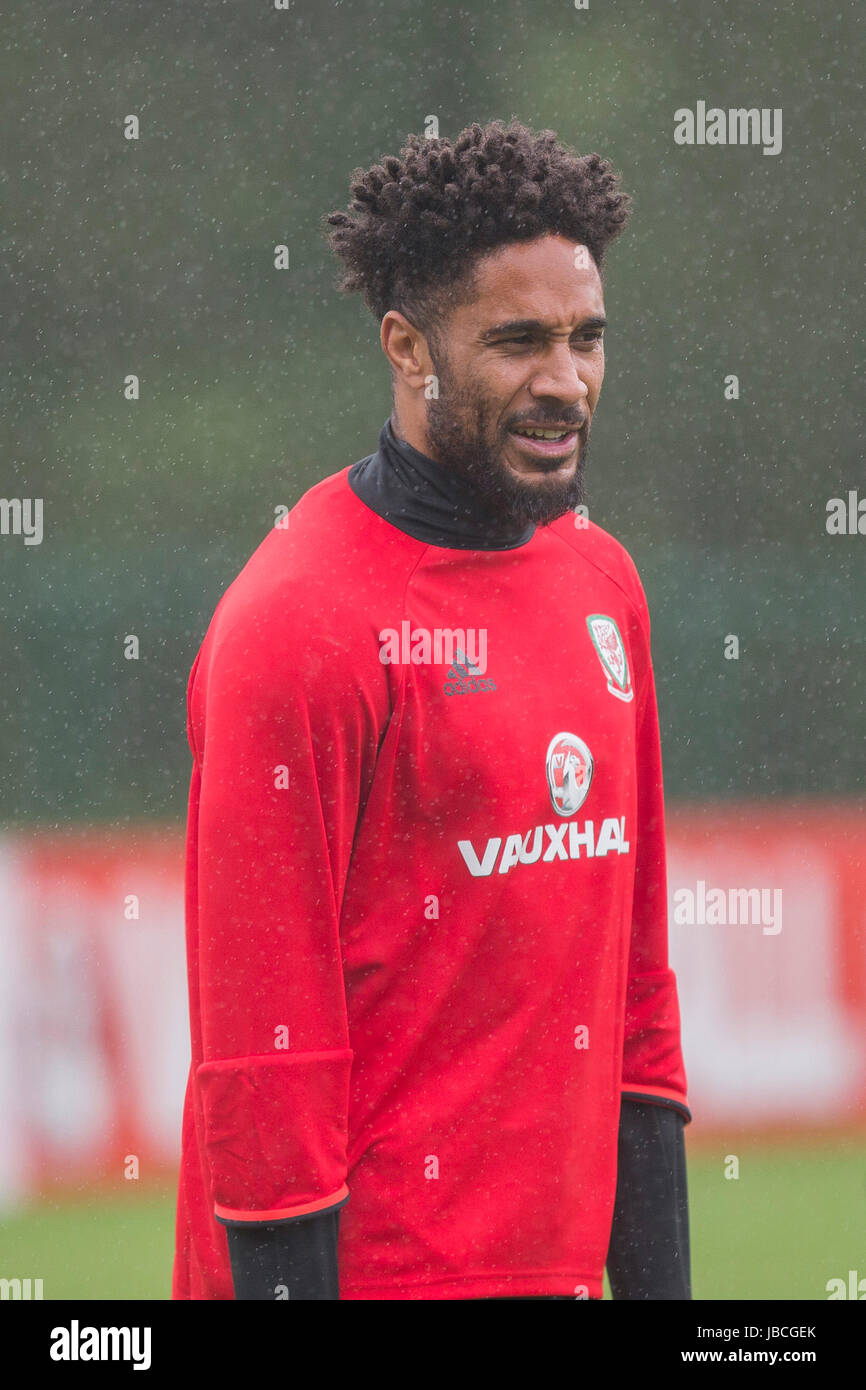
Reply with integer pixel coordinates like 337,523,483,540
347,417,536,551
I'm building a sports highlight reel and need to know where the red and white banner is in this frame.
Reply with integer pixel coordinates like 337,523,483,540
0,830,188,1206
667,804,866,1127
0,806,864,1206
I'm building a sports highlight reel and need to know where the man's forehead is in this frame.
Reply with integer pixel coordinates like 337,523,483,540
458,235,605,326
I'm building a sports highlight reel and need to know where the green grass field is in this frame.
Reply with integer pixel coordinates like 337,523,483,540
2,1136,863,1300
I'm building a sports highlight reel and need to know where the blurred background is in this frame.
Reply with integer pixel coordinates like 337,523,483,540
1,0,863,1299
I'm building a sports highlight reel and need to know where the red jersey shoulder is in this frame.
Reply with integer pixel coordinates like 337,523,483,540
544,513,649,635
203,467,415,645
187,467,412,731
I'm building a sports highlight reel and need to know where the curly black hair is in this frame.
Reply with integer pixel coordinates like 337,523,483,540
324,118,631,348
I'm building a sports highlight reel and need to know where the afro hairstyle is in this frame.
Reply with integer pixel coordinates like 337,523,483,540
323,117,631,350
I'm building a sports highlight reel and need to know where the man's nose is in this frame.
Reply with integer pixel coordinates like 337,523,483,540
528,344,590,404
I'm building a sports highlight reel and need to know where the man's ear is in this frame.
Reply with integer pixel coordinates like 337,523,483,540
381,310,431,390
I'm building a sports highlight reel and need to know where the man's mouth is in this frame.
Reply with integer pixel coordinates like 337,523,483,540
508,422,583,460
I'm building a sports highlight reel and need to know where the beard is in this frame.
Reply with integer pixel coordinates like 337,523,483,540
423,347,590,529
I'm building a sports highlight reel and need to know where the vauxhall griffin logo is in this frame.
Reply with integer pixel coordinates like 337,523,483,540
457,730,629,877
546,733,594,815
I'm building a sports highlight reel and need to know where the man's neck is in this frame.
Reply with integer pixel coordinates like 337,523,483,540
389,409,430,460
346,418,535,552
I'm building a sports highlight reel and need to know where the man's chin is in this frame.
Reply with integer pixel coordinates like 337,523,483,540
491,453,587,527
476,480,583,529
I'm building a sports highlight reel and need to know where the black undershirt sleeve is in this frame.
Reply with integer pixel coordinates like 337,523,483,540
223,1207,342,1301
606,1098,691,1300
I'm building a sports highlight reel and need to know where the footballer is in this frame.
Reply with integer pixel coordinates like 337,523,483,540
173,118,691,1301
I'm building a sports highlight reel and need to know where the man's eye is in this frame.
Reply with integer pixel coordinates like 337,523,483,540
498,332,604,348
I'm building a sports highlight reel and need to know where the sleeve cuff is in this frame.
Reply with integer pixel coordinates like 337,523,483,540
215,1182,350,1227
621,1088,692,1124
197,1048,353,1215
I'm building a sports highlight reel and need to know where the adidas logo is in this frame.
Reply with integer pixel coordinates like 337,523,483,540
443,648,496,696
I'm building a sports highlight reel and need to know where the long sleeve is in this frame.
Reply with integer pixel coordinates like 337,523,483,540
620,591,690,1117
186,571,383,1242
605,569,691,1298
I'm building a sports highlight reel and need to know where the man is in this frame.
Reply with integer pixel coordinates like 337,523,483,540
173,118,691,1301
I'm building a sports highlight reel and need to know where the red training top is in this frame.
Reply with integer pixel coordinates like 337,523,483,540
172,455,688,1301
